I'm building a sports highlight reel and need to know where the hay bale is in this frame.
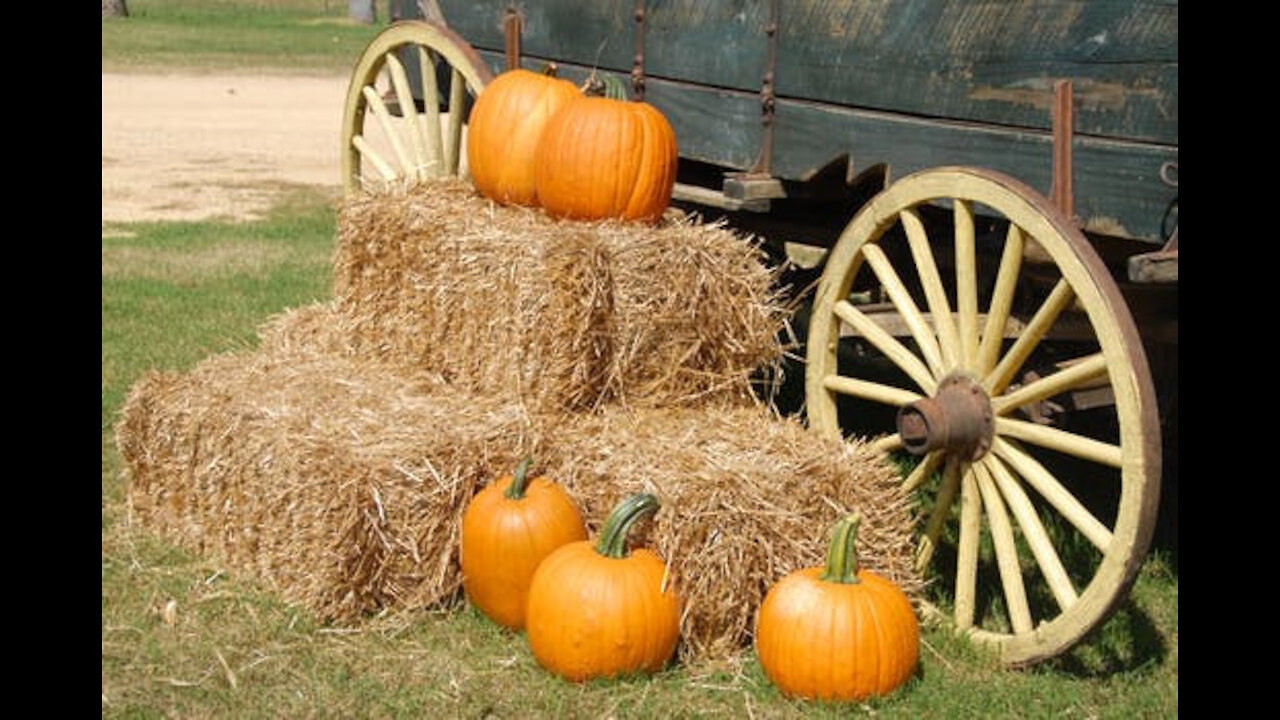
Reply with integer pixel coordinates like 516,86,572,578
116,348,536,623
117,339,920,661
116,178,919,663
331,179,790,415
535,404,921,664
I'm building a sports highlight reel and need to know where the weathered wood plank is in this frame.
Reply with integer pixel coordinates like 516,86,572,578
470,48,1175,243
772,96,1178,242
437,0,770,95
436,0,1177,145
777,0,1178,145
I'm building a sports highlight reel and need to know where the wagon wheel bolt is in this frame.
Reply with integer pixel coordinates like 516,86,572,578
896,374,994,461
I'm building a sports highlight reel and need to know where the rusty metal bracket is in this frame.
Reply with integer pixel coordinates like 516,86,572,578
714,0,786,211
1159,161,1178,250
750,0,781,178
1050,79,1075,221
632,0,647,100
503,6,522,71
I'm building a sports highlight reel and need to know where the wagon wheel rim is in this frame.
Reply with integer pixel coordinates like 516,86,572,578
341,20,494,196
804,166,1161,666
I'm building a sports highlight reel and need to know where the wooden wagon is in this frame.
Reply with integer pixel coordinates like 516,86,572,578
337,0,1178,667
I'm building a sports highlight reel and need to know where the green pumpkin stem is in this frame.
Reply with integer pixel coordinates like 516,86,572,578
541,62,559,77
818,512,863,584
595,493,660,559
503,457,535,500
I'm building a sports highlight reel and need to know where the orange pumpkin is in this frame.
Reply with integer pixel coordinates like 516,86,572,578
466,68,580,207
459,458,587,630
525,493,681,681
755,512,919,701
533,73,678,222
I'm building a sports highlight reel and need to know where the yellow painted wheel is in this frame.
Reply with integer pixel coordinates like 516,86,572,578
804,166,1161,666
341,20,494,196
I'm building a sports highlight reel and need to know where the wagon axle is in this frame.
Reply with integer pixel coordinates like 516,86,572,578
896,374,993,462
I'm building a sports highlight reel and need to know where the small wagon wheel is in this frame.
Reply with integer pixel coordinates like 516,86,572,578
804,166,1160,666
341,20,494,195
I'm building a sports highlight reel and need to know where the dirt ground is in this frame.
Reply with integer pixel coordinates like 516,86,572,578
102,72,351,226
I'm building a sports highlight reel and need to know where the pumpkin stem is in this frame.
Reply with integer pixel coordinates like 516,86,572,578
503,457,535,500
540,62,560,77
818,512,863,584
595,493,660,559
581,70,629,101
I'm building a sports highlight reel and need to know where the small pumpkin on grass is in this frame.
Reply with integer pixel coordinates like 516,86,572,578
460,457,587,630
755,512,919,701
466,67,580,207
525,492,681,682
533,71,678,223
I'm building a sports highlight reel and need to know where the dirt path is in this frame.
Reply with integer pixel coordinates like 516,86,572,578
102,72,352,225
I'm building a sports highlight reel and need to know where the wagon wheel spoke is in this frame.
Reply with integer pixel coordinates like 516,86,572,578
901,450,944,494
350,135,398,183
832,299,936,394
822,374,922,408
360,85,418,178
984,454,1079,612
994,416,1122,468
341,20,494,196
953,461,982,630
984,279,1075,396
901,209,960,369
976,223,1024,375
870,433,905,455
992,352,1108,416
954,200,981,371
915,456,962,574
805,167,1161,666
973,460,1033,635
862,244,947,379
385,52,434,180
991,437,1113,551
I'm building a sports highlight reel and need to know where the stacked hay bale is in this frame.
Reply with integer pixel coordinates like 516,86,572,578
116,350,536,621
327,180,790,413
115,178,920,663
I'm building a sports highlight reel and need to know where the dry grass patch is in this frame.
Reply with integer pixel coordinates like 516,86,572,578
101,241,318,282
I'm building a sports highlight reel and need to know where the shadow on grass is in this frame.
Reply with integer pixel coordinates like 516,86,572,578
1041,596,1168,678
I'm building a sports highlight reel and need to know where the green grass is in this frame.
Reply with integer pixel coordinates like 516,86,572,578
102,0,385,74
103,3,1177,717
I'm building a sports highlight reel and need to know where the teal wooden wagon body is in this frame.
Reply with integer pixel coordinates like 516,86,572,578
398,0,1177,252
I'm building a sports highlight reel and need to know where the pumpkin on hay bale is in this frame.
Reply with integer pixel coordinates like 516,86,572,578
116,350,918,661
114,177,922,664
536,403,920,664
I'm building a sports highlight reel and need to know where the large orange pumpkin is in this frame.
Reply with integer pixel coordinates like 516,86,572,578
533,73,678,223
755,512,919,701
525,493,681,681
459,458,587,630
466,68,580,207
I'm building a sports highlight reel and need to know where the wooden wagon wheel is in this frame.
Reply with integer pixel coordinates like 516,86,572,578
804,166,1160,666
341,20,495,195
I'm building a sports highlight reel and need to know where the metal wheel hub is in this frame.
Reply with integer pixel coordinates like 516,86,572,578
896,374,994,461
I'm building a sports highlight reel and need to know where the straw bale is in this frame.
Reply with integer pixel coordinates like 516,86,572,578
117,343,920,661
115,178,921,663
330,179,790,415
116,348,536,623
534,404,922,663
